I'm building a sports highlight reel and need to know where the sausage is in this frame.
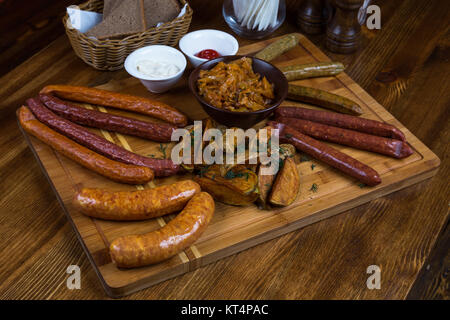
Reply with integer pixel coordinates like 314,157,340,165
40,85,188,127
18,106,154,185
73,180,201,221
275,106,406,141
26,97,180,177
280,62,345,81
287,84,363,115
110,192,214,268
275,117,413,158
254,34,300,62
39,94,176,142
267,121,381,186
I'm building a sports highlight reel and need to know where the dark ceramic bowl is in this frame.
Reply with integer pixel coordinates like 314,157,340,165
188,55,288,129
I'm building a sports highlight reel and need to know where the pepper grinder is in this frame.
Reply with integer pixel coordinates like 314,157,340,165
325,0,364,53
296,0,329,34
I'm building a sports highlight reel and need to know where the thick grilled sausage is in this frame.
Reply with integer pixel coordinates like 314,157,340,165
39,94,176,142
276,117,413,158
287,84,363,115
110,192,215,268
18,106,154,184
275,106,406,141
267,121,381,186
40,85,188,127
280,62,345,81
74,180,201,221
254,34,300,62
26,97,180,177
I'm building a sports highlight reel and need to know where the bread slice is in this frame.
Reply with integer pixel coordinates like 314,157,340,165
86,0,146,39
102,0,121,18
142,0,181,29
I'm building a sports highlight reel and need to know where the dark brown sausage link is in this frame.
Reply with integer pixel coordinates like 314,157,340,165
18,106,154,185
275,106,406,141
275,117,413,159
40,85,188,127
39,94,176,142
26,97,180,177
267,121,381,186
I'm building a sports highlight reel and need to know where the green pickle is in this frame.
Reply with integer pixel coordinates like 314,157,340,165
287,84,363,115
281,62,345,81
254,34,300,62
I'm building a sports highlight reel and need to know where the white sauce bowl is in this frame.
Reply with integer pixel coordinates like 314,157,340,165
124,45,187,93
179,29,239,67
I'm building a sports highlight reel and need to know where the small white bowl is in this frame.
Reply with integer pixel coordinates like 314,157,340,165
124,45,187,93
179,29,239,67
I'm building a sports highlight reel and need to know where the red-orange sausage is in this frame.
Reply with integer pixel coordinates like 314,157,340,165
40,85,188,127
110,192,215,268
18,106,154,185
73,180,201,221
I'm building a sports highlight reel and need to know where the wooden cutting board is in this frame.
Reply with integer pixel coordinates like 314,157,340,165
18,34,440,298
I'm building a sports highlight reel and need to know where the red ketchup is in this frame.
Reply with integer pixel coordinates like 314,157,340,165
195,49,221,60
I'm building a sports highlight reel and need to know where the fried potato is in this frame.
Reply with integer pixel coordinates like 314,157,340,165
257,164,277,209
195,165,259,206
269,157,300,206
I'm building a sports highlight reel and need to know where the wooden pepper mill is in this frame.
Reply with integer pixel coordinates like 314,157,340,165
296,0,329,34
325,0,364,53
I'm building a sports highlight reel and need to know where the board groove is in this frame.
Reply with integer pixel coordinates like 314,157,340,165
18,34,440,297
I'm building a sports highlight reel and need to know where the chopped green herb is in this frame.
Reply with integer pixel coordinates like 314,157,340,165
311,163,316,170
147,154,156,158
358,183,367,188
159,143,168,159
264,183,271,188
224,170,246,180
284,133,293,139
310,183,318,193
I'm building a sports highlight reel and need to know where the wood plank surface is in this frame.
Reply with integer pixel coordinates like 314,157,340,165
16,33,440,297
0,0,448,299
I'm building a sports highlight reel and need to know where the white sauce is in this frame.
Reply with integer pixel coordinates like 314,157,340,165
137,60,180,78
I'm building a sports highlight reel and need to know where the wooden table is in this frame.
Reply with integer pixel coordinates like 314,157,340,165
0,0,448,299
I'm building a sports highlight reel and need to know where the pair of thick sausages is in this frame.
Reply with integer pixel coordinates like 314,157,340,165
268,121,381,186
275,116,412,159
40,85,188,127
73,182,213,268
26,97,180,177
19,106,154,184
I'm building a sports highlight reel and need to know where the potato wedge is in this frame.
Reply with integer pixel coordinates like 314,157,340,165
269,157,300,206
257,164,277,209
195,165,259,206
195,176,258,206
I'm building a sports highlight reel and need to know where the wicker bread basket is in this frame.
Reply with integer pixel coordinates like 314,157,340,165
63,0,193,71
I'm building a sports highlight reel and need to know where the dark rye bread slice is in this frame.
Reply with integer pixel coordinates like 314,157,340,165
86,0,146,39
102,0,121,18
143,0,181,29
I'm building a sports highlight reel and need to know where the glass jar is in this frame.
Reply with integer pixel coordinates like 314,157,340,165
223,0,286,39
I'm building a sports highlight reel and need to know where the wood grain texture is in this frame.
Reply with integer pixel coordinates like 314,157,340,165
0,0,448,299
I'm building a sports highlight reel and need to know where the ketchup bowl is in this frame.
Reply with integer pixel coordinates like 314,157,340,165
179,29,239,67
